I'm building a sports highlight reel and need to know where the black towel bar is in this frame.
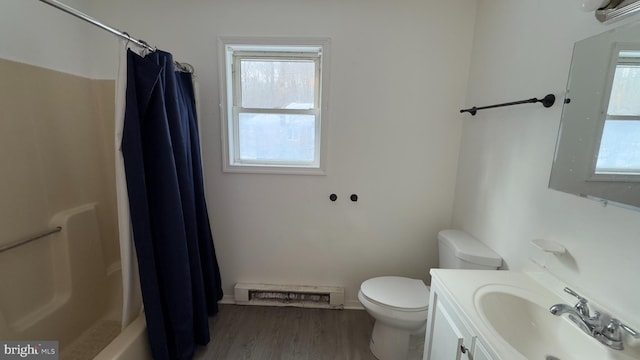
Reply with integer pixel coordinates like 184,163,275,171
460,94,556,116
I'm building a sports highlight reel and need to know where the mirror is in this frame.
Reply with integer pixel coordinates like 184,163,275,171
549,20,640,210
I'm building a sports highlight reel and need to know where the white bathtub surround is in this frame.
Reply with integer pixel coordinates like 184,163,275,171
0,204,120,352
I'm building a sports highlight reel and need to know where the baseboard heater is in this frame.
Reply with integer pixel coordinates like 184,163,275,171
234,283,345,309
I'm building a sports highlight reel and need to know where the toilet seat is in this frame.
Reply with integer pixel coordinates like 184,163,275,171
360,276,430,312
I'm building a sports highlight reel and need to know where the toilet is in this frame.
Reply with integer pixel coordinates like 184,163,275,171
358,229,502,360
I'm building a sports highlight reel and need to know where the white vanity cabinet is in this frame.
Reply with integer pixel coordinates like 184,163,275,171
423,274,497,360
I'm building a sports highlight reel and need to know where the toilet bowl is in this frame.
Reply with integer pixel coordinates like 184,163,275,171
358,276,429,360
359,229,502,360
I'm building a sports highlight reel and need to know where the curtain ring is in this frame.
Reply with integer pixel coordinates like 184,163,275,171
122,32,132,48
179,63,194,74
138,39,154,54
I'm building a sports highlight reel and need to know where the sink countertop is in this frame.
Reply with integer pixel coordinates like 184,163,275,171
430,269,561,360
429,269,640,360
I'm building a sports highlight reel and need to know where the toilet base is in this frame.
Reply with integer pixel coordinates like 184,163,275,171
369,321,411,360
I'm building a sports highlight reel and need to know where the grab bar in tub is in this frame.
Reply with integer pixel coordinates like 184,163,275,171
0,226,62,253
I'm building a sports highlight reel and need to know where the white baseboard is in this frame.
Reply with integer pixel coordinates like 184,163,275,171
344,300,364,310
218,294,236,304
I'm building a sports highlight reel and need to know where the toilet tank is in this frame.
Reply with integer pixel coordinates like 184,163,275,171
438,230,502,270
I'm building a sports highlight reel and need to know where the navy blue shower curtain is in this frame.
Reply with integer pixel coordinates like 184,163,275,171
121,49,223,360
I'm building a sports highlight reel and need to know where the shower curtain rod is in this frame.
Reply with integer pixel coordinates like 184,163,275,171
38,0,194,73
39,0,155,51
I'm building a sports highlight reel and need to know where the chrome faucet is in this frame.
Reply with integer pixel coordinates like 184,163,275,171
549,287,640,350
597,318,640,350
549,288,601,335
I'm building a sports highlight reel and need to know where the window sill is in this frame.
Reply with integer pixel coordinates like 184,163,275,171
222,164,326,176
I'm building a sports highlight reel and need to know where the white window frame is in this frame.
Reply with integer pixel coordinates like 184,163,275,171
218,37,330,175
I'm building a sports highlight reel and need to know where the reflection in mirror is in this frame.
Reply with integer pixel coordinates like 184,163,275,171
595,49,640,177
549,20,640,210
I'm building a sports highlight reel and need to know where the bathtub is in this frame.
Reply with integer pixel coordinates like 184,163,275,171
93,314,152,360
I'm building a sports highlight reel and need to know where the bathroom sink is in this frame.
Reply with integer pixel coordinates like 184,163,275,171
474,284,640,360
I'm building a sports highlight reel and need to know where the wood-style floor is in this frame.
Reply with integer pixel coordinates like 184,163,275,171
193,304,423,360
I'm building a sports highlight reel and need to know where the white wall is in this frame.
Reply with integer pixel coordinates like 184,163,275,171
1,0,115,79
454,0,640,326
85,0,477,307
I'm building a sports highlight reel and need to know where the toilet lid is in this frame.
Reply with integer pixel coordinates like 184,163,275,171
360,276,430,311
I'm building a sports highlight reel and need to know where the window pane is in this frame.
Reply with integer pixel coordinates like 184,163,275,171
596,120,640,174
240,59,315,109
607,65,640,116
238,113,316,162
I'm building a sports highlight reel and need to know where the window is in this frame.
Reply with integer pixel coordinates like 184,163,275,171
219,37,330,174
595,49,640,178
